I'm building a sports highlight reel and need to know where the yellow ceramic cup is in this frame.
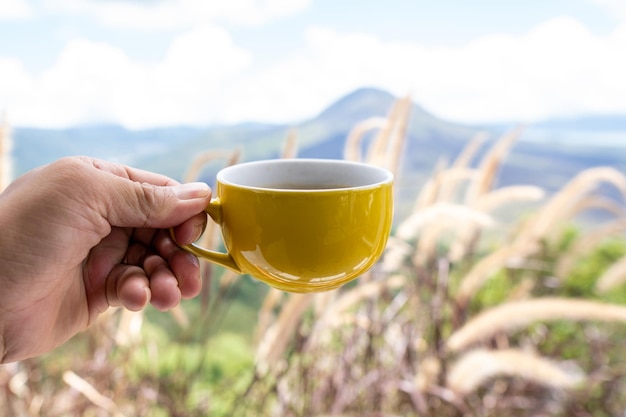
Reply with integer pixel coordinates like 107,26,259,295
176,159,393,292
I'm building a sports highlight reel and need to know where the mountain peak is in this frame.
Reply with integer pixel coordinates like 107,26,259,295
315,87,397,123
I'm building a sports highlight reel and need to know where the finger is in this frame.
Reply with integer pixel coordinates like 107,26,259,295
144,254,182,311
85,227,132,315
169,251,202,299
171,211,207,245
75,157,212,229
125,242,151,266
83,156,180,187
106,264,151,311
153,229,202,299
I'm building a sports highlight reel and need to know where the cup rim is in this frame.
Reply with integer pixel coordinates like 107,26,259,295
216,158,394,192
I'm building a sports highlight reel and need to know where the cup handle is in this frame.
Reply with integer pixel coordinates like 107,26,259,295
170,198,242,273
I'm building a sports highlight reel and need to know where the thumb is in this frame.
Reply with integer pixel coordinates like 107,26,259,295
101,179,212,228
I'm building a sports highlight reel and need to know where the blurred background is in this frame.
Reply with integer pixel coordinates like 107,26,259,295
2,1,626,416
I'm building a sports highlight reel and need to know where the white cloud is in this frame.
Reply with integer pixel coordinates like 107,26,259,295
0,0,33,20
41,0,311,28
220,16,626,125
3,24,251,127
3,15,626,128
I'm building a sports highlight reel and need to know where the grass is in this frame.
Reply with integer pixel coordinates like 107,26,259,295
1,97,626,416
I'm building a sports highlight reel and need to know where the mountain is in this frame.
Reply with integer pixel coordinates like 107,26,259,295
9,87,626,219
534,114,626,131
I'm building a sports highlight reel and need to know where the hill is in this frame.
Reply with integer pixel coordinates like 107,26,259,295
10,87,626,219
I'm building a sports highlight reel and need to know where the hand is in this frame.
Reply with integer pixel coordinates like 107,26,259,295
0,156,211,363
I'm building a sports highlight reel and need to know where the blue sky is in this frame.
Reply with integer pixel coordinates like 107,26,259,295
1,0,625,128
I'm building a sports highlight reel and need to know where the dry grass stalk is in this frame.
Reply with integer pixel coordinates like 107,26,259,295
566,195,626,219
312,414,401,417
384,94,411,177
434,168,479,204
381,237,414,272
436,132,488,202
365,96,407,167
114,309,144,346
169,305,189,328
464,125,525,204
184,149,241,183
253,287,284,346
449,185,545,262
255,293,315,370
447,297,626,352
452,131,489,170
447,348,585,396
310,275,406,335
595,254,626,293
413,203,496,263
475,185,546,213
218,268,240,289
454,245,523,306
282,128,299,159
413,157,448,210
0,112,12,191
397,203,495,241
63,371,124,416
344,117,388,162
555,218,626,278
516,167,626,246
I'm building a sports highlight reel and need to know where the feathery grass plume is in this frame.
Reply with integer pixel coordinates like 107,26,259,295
447,348,585,396
414,204,496,264
437,132,488,202
413,157,449,211
566,195,626,219
464,125,525,204
344,117,387,162
253,287,284,346
450,126,524,259
255,293,314,371
595,254,626,293
0,112,12,191
381,237,414,272
516,167,626,247
545,195,626,246
385,94,411,177
309,275,406,336
282,128,299,159
434,168,479,204
63,371,123,416
555,218,626,278
397,203,495,242
449,185,545,261
452,131,489,170
454,245,532,307
475,185,546,213
365,97,404,166
447,297,626,352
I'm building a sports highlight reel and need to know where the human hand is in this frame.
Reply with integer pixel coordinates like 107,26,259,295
0,156,211,363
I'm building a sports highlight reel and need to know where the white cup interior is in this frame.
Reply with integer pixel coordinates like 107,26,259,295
217,159,393,191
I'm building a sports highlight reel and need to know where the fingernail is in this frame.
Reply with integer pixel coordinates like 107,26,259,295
172,182,211,200
190,221,206,243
